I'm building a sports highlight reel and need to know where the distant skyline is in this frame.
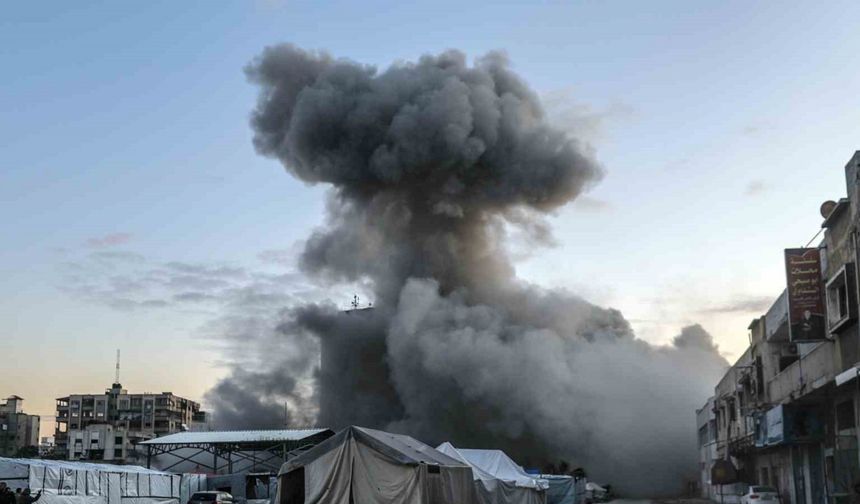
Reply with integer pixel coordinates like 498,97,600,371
3,0,860,433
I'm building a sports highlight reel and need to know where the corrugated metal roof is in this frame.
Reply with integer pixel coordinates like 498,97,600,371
139,429,331,445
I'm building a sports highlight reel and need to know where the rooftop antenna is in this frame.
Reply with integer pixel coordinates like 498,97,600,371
115,349,121,385
351,295,359,310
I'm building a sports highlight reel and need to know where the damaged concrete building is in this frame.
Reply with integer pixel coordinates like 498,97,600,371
0,396,40,457
698,151,860,504
55,381,208,464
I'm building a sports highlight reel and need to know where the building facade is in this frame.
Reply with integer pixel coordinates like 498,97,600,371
698,396,719,499
0,396,40,457
699,151,860,504
55,382,207,464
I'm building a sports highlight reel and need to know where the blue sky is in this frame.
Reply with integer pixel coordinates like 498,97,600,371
3,0,860,428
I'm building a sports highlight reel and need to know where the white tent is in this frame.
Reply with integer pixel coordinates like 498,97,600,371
436,443,547,504
277,426,476,504
0,458,205,504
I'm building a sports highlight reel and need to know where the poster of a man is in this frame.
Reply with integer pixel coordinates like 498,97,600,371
785,248,827,341
799,309,826,339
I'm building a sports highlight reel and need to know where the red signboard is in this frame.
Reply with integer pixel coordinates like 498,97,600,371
784,248,826,341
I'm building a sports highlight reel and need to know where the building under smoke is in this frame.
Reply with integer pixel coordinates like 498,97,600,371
207,44,729,496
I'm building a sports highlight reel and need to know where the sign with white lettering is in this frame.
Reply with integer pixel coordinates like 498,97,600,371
784,248,826,341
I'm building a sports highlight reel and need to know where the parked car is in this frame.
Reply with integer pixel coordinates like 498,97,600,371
189,492,235,504
741,486,781,504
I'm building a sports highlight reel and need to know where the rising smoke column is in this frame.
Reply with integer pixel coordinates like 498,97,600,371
209,45,728,495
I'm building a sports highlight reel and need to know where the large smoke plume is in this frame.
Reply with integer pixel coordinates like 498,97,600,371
208,45,727,496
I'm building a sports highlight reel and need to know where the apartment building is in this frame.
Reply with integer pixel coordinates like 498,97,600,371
0,396,40,457
55,382,207,463
699,151,860,504
697,396,719,499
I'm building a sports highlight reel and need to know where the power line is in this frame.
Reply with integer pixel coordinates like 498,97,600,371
804,227,824,248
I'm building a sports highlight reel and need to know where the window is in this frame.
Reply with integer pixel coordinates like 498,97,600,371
827,263,856,333
115,436,123,444
837,400,856,430
114,448,123,458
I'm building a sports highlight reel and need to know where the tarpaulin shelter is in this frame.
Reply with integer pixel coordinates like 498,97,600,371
540,475,578,504
436,443,547,504
0,457,205,504
179,473,207,504
277,426,476,504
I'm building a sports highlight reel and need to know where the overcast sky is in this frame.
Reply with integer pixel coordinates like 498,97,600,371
3,0,860,431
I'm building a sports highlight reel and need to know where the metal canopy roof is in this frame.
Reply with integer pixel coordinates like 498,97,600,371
140,429,335,473
140,429,332,446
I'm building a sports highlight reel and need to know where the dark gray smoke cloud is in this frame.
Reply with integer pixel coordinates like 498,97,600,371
208,45,728,496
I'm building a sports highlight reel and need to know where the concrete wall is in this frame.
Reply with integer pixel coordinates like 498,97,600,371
767,342,835,405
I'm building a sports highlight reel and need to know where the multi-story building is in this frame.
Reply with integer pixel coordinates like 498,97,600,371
38,436,55,457
699,151,860,504
0,396,40,457
697,396,719,499
55,382,207,463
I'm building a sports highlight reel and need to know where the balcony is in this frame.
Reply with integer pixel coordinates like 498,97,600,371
728,433,756,456
768,342,835,403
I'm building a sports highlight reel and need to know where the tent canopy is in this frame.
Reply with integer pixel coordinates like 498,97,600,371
0,457,197,504
436,443,548,490
540,475,578,504
280,426,464,476
0,457,172,475
278,426,475,504
435,443,547,504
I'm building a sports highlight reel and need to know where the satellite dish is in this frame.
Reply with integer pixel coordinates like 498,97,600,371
821,200,838,218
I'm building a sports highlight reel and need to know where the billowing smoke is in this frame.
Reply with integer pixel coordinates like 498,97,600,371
207,45,727,496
